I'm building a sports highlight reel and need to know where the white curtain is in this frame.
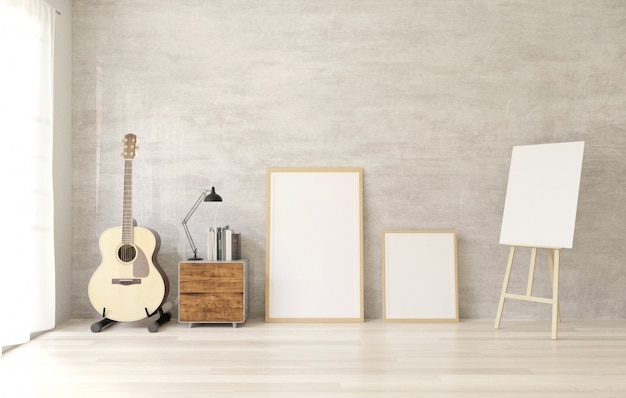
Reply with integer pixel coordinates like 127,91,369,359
0,0,56,353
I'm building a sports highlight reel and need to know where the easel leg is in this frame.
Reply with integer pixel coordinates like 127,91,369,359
526,248,537,296
547,249,561,323
495,246,516,329
551,249,561,340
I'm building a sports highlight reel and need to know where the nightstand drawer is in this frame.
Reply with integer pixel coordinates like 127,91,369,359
179,293,244,322
179,263,243,293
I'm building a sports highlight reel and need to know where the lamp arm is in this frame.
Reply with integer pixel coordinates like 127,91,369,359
181,190,208,257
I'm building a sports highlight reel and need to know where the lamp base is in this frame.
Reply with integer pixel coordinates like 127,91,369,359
188,257,203,261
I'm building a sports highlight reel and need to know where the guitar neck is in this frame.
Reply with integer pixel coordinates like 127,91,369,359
122,158,133,243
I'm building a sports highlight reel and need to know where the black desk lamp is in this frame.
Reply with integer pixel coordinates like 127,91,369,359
182,187,222,260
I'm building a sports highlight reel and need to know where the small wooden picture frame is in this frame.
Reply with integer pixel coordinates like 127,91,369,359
383,230,458,322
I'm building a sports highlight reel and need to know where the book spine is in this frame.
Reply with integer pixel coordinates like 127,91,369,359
206,227,215,261
225,228,233,261
232,233,241,260
216,227,222,260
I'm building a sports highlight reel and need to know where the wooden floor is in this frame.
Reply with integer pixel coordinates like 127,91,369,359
1,318,626,397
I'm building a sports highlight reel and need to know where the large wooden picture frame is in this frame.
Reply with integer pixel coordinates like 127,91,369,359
383,230,458,322
266,167,364,322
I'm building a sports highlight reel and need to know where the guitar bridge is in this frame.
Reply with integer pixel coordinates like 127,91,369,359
112,278,142,286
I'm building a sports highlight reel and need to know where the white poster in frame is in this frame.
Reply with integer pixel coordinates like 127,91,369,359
266,167,364,322
383,230,459,322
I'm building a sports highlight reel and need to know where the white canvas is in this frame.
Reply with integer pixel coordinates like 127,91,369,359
499,141,585,249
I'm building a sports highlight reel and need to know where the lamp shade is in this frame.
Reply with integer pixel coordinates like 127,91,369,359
204,186,223,202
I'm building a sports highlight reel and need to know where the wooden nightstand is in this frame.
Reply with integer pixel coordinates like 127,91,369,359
178,260,248,327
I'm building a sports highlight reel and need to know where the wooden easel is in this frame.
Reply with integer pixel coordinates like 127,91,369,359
494,246,562,339
495,141,584,340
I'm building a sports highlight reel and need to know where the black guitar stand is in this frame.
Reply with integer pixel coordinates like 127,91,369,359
90,303,172,333
90,316,116,332
147,306,172,333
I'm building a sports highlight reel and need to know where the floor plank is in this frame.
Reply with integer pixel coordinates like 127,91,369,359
1,319,626,397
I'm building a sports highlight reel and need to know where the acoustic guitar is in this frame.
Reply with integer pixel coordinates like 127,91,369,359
88,133,169,322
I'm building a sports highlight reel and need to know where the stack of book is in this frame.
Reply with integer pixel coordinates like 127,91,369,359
207,225,241,261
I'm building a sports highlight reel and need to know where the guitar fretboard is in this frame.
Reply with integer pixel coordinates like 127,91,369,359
122,159,133,244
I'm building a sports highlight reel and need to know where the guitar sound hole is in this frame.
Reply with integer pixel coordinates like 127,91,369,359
118,244,137,263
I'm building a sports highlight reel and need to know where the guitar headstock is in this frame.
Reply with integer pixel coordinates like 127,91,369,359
121,133,138,159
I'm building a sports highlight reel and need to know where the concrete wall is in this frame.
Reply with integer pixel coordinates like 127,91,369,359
72,0,626,320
